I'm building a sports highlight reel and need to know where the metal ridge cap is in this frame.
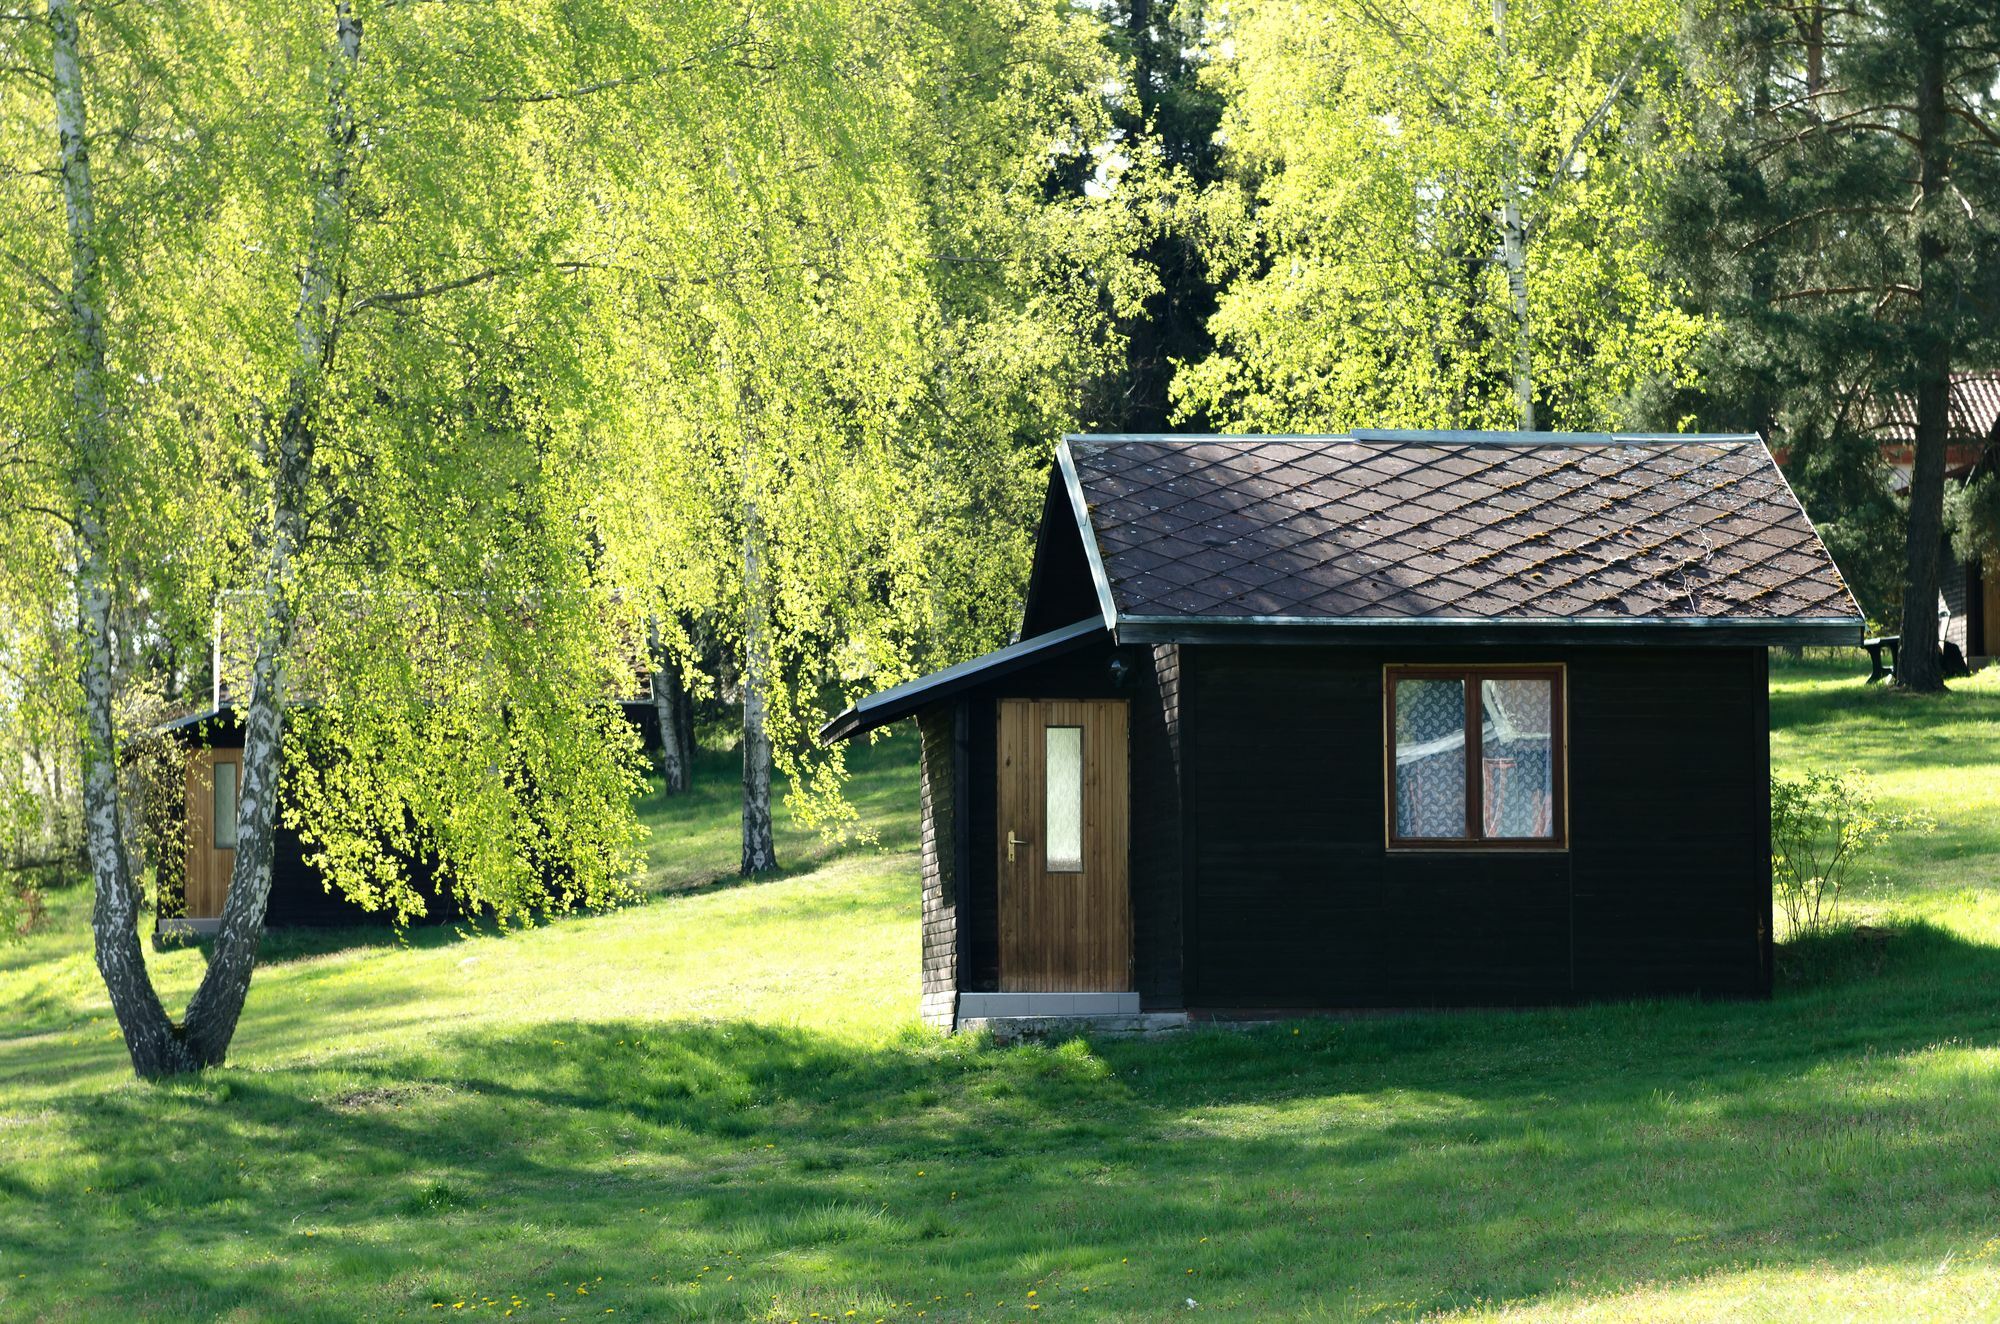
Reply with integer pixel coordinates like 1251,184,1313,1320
1113,612,1866,627
1062,431,1765,447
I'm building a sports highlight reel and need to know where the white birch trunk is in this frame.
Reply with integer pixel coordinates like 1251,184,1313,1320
181,1,362,1062
1492,0,1535,431
736,373,777,876
52,0,195,1077
740,494,777,875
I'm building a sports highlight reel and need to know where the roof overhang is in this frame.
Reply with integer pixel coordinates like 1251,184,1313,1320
1054,441,1119,631
818,618,1109,743
1110,615,1866,647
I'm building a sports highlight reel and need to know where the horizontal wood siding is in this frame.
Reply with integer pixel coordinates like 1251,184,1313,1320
1567,646,1768,999
1186,644,1769,1007
916,707,960,1028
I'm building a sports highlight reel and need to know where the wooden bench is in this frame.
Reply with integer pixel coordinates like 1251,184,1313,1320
1862,635,1898,683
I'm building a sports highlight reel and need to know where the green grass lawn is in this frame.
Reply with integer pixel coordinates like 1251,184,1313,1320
3,662,2000,1322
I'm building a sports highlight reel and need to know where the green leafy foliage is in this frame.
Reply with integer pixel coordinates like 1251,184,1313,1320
1176,0,1709,431
1946,470,2000,568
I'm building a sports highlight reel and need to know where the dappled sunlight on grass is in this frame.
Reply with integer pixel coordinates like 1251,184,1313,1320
6,671,2000,1319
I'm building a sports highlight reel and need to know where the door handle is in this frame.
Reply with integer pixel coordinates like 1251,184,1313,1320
1007,831,1030,863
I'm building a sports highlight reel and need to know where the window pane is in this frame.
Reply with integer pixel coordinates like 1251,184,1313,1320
1481,678,1555,839
213,761,239,850
1045,725,1083,872
1394,679,1465,838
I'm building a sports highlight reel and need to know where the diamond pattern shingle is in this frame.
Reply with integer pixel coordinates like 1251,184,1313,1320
1066,435,1860,623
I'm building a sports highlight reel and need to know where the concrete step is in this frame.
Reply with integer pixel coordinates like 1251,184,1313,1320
958,1012,1191,1043
957,991,1141,1018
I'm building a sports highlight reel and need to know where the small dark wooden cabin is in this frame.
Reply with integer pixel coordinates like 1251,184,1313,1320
822,432,1864,1030
157,701,660,933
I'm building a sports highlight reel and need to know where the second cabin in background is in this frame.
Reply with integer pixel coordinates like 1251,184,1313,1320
823,432,1864,1032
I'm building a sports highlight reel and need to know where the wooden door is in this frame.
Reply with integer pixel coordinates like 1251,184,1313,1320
996,699,1130,992
183,749,241,920
1985,555,2000,656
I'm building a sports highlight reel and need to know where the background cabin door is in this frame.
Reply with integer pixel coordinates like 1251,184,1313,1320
1985,555,2000,656
184,749,241,920
996,699,1130,991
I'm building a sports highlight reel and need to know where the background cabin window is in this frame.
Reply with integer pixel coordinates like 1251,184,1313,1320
1387,667,1565,848
213,761,240,850
1045,725,1083,872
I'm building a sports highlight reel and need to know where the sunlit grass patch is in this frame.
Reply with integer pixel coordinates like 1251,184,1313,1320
5,663,2000,1319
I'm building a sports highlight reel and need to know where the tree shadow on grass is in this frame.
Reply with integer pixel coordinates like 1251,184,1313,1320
16,920,2000,1320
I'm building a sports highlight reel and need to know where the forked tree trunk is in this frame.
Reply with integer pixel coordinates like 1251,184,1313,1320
740,495,778,875
52,0,201,1078
1491,0,1534,431
179,0,361,1060
1896,34,1952,694
647,615,691,793
62,0,361,1078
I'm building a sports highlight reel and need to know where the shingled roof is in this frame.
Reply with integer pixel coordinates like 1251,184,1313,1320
821,430,1864,741
1052,431,1862,644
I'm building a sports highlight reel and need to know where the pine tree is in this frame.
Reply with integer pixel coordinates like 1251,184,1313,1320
1653,0,2000,688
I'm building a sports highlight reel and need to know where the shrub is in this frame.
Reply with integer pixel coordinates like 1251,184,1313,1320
1771,767,1929,939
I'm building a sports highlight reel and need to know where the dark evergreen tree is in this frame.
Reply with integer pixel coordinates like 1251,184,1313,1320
1094,0,1226,431
1649,0,2000,687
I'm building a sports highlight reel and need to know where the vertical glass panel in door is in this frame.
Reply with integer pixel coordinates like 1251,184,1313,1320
213,761,240,850
1481,678,1554,838
1394,679,1466,838
1044,725,1083,872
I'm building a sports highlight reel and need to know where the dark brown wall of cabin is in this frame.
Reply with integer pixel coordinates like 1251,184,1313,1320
953,638,1185,1007
1018,472,1105,637
1182,643,1771,1008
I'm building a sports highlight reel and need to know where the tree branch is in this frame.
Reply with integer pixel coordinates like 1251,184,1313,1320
1772,283,1920,304
1949,102,2000,149
1733,203,1912,255
1551,50,1646,184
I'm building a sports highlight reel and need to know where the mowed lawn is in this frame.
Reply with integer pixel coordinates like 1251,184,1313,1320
3,660,2000,1322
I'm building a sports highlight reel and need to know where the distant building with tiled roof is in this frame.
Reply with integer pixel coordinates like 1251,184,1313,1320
1870,374,2000,658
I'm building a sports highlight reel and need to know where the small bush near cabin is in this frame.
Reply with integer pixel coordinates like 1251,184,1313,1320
1771,767,1930,939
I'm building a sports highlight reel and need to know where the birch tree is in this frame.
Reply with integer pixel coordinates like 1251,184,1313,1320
586,0,1142,857
1177,0,1708,432
15,0,678,1076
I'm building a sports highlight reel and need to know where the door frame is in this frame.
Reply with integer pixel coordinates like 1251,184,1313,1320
995,697,1132,992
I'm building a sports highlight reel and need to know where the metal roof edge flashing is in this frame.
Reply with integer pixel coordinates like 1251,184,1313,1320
1112,615,1865,646
1055,439,1121,633
818,617,1110,743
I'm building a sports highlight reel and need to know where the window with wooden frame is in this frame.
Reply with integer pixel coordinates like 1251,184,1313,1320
1384,665,1566,849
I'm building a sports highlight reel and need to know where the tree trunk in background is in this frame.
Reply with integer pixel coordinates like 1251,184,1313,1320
1492,0,1535,431
647,615,691,793
1896,32,1952,694
178,0,362,1064
51,0,197,1079
676,676,696,778
739,491,778,875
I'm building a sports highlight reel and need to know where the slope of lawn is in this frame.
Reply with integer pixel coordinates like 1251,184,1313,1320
1,659,1998,1322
